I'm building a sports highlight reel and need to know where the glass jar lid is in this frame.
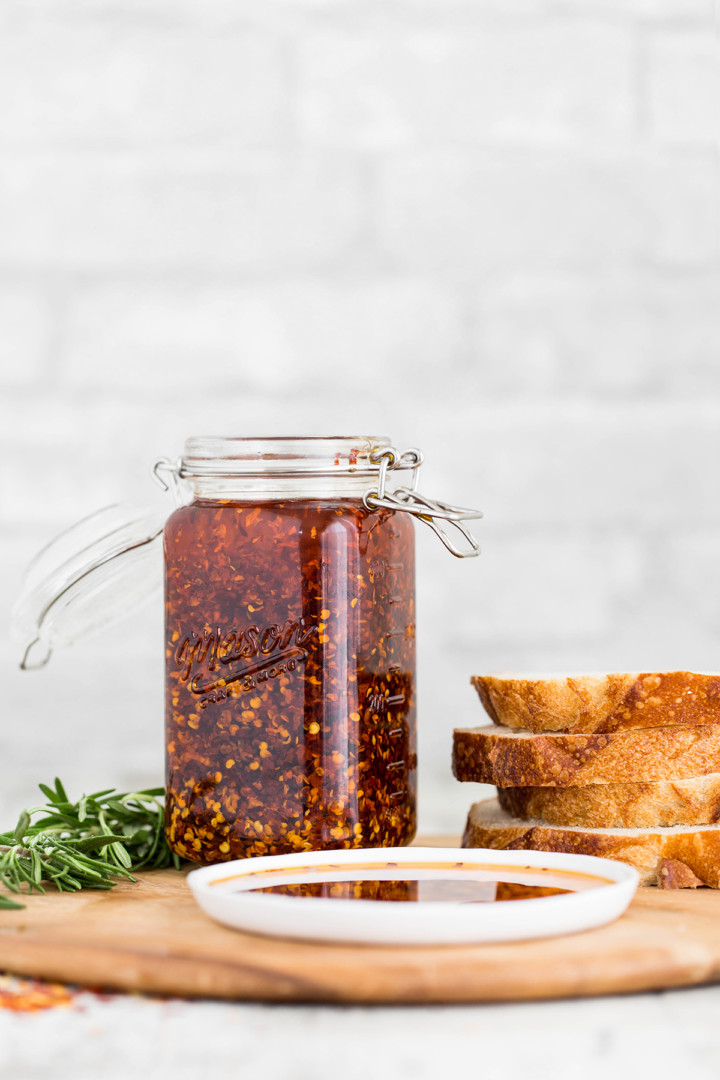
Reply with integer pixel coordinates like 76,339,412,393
12,503,167,670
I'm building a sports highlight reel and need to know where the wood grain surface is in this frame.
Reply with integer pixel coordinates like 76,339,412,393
0,837,719,1003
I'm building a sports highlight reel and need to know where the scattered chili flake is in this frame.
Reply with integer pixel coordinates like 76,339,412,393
164,499,417,864
0,976,76,1012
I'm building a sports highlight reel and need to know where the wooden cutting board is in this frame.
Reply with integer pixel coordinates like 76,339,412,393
0,837,719,1004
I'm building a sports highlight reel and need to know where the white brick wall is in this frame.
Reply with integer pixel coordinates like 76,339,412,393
0,0,718,832
378,150,719,273
647,30,720,143
474,274,720,394
298,24,636,146
0,287,49,383
0,154,367,270
0,17,289,147
61,278,466,390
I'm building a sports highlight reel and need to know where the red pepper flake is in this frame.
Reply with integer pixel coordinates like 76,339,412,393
164,499,417,863
0,976,76,1012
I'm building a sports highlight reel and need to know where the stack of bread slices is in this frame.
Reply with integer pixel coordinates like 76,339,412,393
452,672,720,888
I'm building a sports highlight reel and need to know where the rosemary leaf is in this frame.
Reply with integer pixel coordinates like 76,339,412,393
0,895,25,911
68,834,128,853
13,811,30,845
53,778,69,802
0,781,184,910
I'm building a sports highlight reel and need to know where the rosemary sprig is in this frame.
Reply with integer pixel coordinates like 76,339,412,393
0,778,182,910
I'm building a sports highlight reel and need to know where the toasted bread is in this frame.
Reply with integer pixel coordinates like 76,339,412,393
462,798,720,887
472,671,720,734
452,723,720,787
497,773,720,828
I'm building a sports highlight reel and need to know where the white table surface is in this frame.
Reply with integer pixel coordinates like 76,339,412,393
0,976,719,1080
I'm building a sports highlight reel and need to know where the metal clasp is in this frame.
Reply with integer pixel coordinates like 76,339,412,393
153,457,184,504
363,447,483,559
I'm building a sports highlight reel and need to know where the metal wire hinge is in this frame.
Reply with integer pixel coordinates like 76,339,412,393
153,457,185,504
363,448,483,559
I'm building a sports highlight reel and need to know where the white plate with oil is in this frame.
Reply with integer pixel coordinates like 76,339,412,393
187,846,638,945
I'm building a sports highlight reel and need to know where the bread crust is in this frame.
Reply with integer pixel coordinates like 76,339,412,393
658,859,703,889
462,798,720,888
452,723,720,788
472,672,720,734
497,774,720,828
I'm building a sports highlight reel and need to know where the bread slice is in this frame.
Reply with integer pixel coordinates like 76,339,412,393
452,723,720,787
472,671,720,735
497,774,720,829
463,798,720,888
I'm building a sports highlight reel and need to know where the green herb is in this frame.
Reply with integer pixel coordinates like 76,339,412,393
0,778,182,910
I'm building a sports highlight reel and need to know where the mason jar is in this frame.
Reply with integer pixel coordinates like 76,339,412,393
13,434,481,866
163,436,419,863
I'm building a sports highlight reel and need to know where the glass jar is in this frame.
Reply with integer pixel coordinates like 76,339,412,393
13,434,482,866
164,436,418,862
